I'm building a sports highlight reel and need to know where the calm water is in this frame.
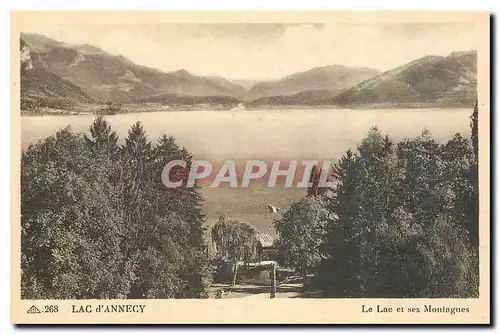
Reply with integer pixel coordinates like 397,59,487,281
22,108,472,159
21,108,473,233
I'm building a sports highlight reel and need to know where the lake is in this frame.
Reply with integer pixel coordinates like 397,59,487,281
21,108,473,234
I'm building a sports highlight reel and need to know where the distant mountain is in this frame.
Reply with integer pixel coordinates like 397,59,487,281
21,33,66,53
331,51,477,107
244,65,380,101
20,33,478,110
20,33,246,103
230,79,261,90
20,38,95,110
205,76,246,96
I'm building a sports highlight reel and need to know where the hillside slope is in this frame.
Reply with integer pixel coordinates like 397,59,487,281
20,38,95,110
332,51,477,107
244,65,380,101
21,33,246,102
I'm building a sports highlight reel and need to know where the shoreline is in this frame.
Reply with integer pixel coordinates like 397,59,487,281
20,104,474,116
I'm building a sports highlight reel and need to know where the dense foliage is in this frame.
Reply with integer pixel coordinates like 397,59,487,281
211,215,259,263
21,117,210,299
274,196,328,276
275,105,480,298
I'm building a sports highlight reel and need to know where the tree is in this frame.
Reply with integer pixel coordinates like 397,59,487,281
211,215,259,285
471,99,478,161
151,135,211,296
440,133,477,243
21,118,211,299
395,129,444,224
319,149,363,297
274,196,328,287
370,209,478,298
211,215,259,263
468,99,479,245
418,215,478,298
84,115,119,154
315,123,479,298
307,165,331,196
21,128,129,299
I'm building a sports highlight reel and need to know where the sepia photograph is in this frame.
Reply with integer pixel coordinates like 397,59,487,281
11,11,490,324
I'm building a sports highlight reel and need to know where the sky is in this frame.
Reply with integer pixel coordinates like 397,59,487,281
21,21,478,80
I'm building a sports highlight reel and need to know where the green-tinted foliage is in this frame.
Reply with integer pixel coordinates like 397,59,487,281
21,118,210,299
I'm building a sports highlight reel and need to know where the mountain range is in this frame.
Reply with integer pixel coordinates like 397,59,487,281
331,51,477,107
19,33,477,110
244,65,381,101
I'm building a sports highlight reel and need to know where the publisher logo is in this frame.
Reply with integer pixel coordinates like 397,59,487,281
27,305,41,314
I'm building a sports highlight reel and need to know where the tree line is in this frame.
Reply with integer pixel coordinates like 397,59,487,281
21,104,480,299
21,117,210,299
274,103,479,298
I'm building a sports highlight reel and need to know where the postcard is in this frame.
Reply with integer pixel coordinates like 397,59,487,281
11,11,490,324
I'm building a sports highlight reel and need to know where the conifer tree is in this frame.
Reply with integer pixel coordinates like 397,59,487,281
21,119,211,299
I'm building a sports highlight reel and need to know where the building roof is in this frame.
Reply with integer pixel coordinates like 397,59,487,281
257,233,275,248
